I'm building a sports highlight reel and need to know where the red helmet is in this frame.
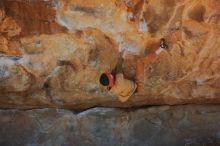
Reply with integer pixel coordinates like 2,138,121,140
99,72,114,89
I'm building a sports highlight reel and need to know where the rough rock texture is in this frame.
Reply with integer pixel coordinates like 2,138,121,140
0,0,220,109
0,105,220,146
1,0,67,36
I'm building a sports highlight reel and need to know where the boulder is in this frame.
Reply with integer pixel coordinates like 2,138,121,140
0,105,220,146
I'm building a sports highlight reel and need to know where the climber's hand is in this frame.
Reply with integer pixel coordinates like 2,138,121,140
122,49,129,59
122,49,135,59
119,49,125,58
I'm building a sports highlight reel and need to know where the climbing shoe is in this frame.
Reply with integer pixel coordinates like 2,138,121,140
160,38,168,49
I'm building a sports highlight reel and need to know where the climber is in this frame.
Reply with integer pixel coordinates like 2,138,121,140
99,49,137,102
99,38,168,102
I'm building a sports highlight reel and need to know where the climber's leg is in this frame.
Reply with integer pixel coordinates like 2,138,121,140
135,53,157,93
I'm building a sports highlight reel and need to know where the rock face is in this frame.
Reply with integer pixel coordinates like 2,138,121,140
1,0,67,36
0,105,220,146
0,0,220,109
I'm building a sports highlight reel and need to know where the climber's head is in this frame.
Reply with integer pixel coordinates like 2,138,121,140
99,72,114,89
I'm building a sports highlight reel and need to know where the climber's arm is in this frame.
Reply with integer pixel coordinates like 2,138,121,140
138,53,157,64
135,52,157,93
115,51,124,74
111,51,124,76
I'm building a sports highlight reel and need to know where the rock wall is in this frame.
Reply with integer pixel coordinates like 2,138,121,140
1,105,220,146
0,0,220,109
1,0,67,36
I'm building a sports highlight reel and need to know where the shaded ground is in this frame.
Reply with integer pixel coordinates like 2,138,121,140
0,0,220,109
0,105,220,146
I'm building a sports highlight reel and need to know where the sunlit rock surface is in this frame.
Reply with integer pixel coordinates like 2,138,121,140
1,105,220,146
0,0,220,109
1,0,67,36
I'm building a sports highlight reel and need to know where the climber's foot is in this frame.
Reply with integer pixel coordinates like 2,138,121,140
160,38,168,49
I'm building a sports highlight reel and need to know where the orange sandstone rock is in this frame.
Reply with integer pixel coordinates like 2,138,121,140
0,17,21,37
0,9,5,24
0,0,219,109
